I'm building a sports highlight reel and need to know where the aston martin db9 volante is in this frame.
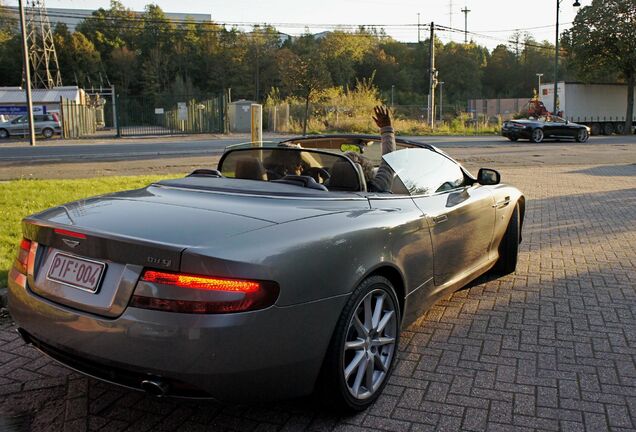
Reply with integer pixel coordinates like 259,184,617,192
8,135,524,411
502,116,590,143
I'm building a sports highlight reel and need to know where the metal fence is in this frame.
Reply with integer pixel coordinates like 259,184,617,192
116,94,226,137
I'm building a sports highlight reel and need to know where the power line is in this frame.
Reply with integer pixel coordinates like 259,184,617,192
1,4,568,50
471,22,573,33
435,23,565,53
0,6,429,31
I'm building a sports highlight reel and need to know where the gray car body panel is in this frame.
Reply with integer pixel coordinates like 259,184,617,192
0,115,61,137
8,135,524,400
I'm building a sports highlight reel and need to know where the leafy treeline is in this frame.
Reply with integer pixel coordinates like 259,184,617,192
0,0,632,116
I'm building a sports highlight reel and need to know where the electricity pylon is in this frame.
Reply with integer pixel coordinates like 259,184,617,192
25,0,62,88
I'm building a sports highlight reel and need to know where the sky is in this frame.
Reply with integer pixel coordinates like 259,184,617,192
6,0,587,49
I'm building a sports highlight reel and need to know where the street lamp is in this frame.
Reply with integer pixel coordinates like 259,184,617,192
438,82,444,122
554,0,581,114
536,73,543,93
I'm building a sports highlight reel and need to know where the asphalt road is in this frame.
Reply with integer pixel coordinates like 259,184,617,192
1,134,634,164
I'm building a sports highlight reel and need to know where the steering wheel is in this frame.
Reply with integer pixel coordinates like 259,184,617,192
303,167,331,183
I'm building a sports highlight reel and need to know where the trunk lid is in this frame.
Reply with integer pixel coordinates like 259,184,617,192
22,188,278,317
22,182,366,317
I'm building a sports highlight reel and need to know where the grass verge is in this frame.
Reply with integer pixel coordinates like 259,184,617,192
0,175,170,289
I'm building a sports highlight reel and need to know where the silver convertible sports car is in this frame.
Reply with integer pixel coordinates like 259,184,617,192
8,135,525,411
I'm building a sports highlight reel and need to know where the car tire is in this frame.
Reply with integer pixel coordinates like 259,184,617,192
530,128,544,143
575,128,589,143
42,128,54,139
318,275,400,412
602,122,614,135
494,203,520,275
615,122,625,135
0,128,8,139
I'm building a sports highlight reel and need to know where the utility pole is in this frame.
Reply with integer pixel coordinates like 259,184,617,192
18,0,36,146
391,85,395,107
417,13,421,43
552,1,581,114
553,0,560,114
429,22,437,128
461,7,471,43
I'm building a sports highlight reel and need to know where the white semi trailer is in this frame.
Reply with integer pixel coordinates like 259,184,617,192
539,82,635,135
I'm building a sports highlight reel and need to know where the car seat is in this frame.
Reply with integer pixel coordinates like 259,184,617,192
325,159,365,191
235,157,267,181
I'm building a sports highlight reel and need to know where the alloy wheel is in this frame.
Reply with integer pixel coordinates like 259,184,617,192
532,128,544,143
577,129,589,143
343,288,397,400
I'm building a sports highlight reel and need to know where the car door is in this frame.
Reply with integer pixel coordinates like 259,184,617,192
32,115,45,134
10,116,27,136
548,116,571,138
382,148,496,287
541,118,558,138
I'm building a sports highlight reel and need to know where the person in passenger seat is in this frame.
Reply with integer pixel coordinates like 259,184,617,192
345,105,396,193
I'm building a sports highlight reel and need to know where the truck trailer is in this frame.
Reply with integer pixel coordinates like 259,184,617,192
539,82,635,135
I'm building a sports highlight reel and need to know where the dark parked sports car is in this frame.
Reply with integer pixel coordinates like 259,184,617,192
8,135,525,411
502,116,590,143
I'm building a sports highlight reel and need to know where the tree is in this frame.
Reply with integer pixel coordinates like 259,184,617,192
320,30,376,87
436,42,487,108
110,46,137,92
0,0,20,85
277,36,330,134
564,0,636,134
54,24,101,87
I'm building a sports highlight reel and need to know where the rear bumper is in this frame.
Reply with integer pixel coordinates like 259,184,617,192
501,128,531,139
8,278,348,401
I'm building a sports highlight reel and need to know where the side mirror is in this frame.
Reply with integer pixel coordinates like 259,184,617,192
477,168,500,185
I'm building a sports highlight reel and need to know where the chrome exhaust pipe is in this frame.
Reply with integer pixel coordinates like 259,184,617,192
141,379,169,397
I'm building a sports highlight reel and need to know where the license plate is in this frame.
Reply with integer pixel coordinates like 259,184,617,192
47,252,106,292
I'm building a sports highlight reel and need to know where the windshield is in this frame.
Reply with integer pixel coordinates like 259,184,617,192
218,147,363,191
538,115,565,123
382,148,466,196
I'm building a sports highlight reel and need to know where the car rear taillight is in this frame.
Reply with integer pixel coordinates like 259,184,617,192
9,238,34,287
131,270,279,314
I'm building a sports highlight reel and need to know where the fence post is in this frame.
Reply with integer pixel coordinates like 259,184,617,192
59,96,65,139
115,92,122,137
251,104,262,146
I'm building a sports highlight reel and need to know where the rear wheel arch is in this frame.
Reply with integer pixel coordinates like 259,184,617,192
517,195,526,242
367,265,406,319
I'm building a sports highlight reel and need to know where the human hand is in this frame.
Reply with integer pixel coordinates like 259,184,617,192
373,105,392,129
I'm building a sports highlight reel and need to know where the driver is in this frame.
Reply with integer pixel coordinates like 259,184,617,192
345,105,396,193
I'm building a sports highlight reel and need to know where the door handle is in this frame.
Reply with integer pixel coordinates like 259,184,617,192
432,214,448,224
492,196,511,208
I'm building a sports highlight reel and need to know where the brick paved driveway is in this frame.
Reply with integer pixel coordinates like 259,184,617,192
1,162,635,432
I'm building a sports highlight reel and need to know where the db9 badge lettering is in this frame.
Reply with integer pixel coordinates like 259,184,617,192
147,256,172,267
